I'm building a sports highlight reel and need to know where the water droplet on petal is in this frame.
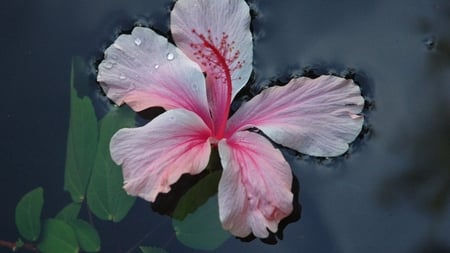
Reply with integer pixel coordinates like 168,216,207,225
192,84,198,90
119,74,126,80
167,53,174,61
134,38,142,46
154,64,160,69
103,62,113,69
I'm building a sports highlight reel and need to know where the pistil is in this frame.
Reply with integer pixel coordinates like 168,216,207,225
190,29,242,139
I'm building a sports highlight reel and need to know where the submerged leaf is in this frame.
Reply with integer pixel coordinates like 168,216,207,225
166,153,228,250
56,203,81,221
172,159,221,220
140,246,168,253
68,219,101,252
15,187,44,242
173,195,229,250
64,57,98,203
38,219,79,253
87,106,136,222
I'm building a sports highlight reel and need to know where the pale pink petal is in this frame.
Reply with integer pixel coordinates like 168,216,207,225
171,0,252,98
218,131,293,238
110,109,212,202
97,27,211,125
226,75,364,157
171,0,252,137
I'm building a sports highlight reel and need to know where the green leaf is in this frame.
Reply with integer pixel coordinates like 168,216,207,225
172,171,229,251
139,246,168,253
87,106,136,222
15,187,44,241
15,238,24,248
55,204,100,252
172,167,221,220
38,219,79,253
64,57,98,203
68,219,101,252
56,203,81,221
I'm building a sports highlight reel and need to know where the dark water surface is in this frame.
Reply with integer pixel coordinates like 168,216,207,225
1,0,449,252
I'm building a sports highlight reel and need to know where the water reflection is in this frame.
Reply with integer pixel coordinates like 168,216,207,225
419,7,450,74
379,99,450,214
378,2,450,250
379,89,450,253
417,241,450,253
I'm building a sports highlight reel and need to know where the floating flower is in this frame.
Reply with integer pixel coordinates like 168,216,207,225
97,0,364,238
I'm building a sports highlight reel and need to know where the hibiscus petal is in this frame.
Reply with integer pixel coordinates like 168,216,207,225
218,131,293,238
97,27,211,125
110,109,212,202
171,0,253,137
226,75,364,157
171,0,253,98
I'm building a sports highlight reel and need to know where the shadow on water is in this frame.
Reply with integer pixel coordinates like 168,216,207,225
378,96,450,253
378,97,450,210
239,176,301,244
379,2,450,250
151,147,302,245
416,242,450,253
151,170,212,217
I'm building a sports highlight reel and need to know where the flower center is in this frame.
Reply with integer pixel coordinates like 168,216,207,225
190,29,244,139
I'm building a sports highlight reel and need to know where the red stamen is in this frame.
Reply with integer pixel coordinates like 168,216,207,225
190,29,243,139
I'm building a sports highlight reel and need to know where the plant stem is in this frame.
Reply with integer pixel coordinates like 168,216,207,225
0,240,39,252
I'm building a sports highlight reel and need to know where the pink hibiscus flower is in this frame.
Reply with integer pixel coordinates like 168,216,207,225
97,0,364,238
